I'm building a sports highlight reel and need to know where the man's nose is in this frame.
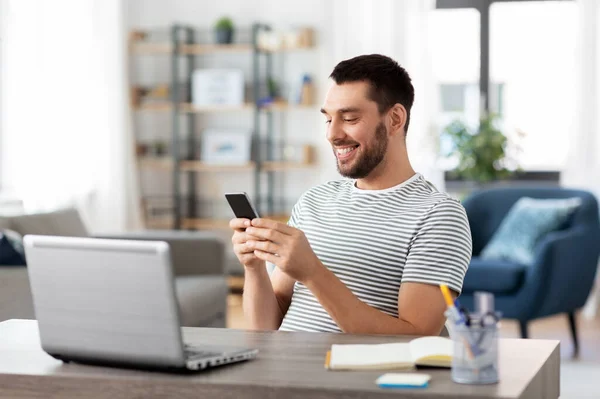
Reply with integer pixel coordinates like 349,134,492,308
326,119,345,143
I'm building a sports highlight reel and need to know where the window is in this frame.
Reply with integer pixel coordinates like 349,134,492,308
429,8,481,171
490,1,577,171
434,0,576,172
430,8,480,123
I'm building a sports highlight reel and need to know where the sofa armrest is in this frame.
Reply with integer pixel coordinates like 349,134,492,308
0,267,35,321
94,230,225,276
526,226,600,316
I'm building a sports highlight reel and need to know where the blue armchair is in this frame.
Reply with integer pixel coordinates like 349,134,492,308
460,187,600,354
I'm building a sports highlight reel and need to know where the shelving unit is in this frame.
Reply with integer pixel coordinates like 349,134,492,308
130,23,317,230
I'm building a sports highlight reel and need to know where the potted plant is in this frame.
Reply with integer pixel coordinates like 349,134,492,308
214,17,234,44
267,78,279,98
442,113,519,184
150,139,168,157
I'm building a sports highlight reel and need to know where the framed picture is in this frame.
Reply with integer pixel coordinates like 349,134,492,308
192,69,245,107
201,129,252,165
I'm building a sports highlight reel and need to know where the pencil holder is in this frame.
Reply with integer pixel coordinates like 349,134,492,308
451,323,499,384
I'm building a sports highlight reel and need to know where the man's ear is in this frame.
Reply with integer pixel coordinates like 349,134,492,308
388,104,407,137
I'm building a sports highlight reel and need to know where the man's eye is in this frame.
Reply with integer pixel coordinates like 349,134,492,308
344,118,357,123
325,120,332,124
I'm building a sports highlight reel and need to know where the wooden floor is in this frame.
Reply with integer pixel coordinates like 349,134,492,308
227,294,600,362
499,313,600,362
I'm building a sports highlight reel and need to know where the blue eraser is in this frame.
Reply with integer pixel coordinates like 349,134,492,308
376,373,431,389
378,382,429,389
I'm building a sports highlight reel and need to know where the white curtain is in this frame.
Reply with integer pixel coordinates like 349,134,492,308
325,0,444,192
562,0,600,318
0,0,141,233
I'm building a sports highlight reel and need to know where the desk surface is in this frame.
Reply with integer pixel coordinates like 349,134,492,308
0,319,559,399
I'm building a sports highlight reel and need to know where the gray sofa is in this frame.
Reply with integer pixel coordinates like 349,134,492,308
0,208,228,327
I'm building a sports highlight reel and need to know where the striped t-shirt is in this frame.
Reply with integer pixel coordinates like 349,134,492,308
277,173,472,333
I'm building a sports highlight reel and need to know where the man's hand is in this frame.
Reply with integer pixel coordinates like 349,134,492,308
232,218,296,331
230,218,266,270
245,218,323,283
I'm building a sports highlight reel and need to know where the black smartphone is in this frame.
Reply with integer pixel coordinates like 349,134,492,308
225,192,260,220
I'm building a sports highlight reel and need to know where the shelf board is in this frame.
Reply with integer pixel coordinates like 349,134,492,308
130,42,313,55
134,102,253,112
261,161,315,171
181,43,253,54
138,158,314,172
144,217,174,229
260,102,316,111
180,103,255,113
134,102,173,112
228,275,245,294
257,45,315,53
264,214,291,223
137,157,173,170
130,42,173,54
130,42,253,55
183,215,290,230
134,102,314,113
182,218,231,230
179,161,256,172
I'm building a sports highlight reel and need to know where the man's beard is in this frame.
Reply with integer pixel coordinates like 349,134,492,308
335,121,388,179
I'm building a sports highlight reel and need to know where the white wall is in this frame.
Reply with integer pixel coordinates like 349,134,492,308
127,0,338,220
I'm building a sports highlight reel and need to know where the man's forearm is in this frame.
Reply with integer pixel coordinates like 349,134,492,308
305,265,425,335
242,265,283,330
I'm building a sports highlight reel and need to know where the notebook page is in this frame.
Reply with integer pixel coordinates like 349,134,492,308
329,343,412,370
409,336,453,367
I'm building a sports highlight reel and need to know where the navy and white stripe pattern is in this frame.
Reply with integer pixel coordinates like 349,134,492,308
278,173,472,333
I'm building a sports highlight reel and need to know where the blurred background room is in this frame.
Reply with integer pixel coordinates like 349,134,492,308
1,1,599,396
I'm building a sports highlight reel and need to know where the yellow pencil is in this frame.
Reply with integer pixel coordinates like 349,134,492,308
440,284,454,308
440,284,477,359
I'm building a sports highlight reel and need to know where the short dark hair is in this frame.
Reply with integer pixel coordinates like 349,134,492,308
329,54,414,134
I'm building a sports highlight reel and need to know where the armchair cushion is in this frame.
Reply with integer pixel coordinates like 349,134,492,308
463,257,527,294
480,197,581,265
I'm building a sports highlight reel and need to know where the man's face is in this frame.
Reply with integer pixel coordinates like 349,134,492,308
321,81,388,179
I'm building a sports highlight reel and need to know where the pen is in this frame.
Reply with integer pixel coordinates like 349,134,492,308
453,298,472,325
440,285,482,357
440,285,465,325
454,297,462,308
480,311,500,327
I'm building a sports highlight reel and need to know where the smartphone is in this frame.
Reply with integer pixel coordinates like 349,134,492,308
225,192,260,220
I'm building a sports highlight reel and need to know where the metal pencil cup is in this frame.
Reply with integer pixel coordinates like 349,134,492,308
451,323,499,384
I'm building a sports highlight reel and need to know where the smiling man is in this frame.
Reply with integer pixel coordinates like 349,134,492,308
230,54,472,335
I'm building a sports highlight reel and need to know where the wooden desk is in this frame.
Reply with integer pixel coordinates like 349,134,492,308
0,319,559,399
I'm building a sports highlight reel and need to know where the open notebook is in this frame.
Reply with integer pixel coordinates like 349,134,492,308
325,336,452,371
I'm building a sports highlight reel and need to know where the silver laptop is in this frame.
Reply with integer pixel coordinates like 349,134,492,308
23,234,258,372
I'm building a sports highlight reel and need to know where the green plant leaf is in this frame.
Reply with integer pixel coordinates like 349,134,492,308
215,17,234,30
441,113,517,183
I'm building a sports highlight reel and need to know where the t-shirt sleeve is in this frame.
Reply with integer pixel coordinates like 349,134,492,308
287,198,302,229
401,198,472,294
